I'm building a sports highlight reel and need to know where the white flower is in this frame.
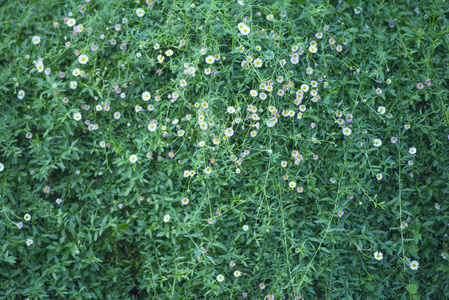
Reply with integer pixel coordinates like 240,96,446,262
78,54,88,64
26,239,33,247
18,90,25,99
36,62,44,73
148,123,157,132
376,173,383,180
24,214,31,221
289,181,296,188
136,8,145,17
400,221,408,229
203,167,212,174
354,7,362,14
224,128,234,137
374,251,383,261
56,198,62,205
250,90,258,97
129,154,138,163
373,139,382,147
163,214,170,222
32,36,41,45
337,210,344,217
73,112,82,121
342,127,352,136
67,18,76,27
309,45,317,53
142,91,151,101
216,274,225,282
243,225,249,231
409,147,416,154
227,106,235,113
0,163,4,172
205,55,215,64
377,106,386,114
240,25,250,35
181,198,189,205
409,260,419,270
234,270,241,277
72,68,80,77
70,81,78,89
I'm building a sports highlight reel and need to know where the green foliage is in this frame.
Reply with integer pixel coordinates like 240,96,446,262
1,0,449,299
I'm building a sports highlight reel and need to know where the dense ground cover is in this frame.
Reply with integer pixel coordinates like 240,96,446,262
1,0,449,299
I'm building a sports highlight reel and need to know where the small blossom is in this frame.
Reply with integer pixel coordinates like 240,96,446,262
374,251,383,261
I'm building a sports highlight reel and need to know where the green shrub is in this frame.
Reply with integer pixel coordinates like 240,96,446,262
1,0,449,299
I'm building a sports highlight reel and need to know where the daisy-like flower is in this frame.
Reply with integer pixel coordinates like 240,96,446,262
26,239,33,247
354,7,362,14
18,90,25,99
177,130,185,137
0,163,4,172
301,84,309,92
337,210,344,217
416,82,424,89
376,173,383,180
56,198,62,205
70,81,78,89
243,225,249,231
114,112,121,120
409,147,416,154
266,14,274,21
24,214,31,221
391,136,398,143
240,25,251,35
442,252,448,260
250,90,258,97
267,295,275,300
32,35,41,45
342,127,352,136
409,260,419,270
181,198,189,205
190,170,196,177
67,18,76,27
183,170,190,177
43,185,50,193
435,203,440,211
259,283,266,289
309,45,317,53
78,54,88,64
254,58,263,67
17,222,23,229
400,221,408,229
230,261,236,267
99,141,106,148
374,251,383,261
289,181,296,188
375,88,382,95
234,270,241,277
73,112,82,121
203,167,212,174
224,128,234,137
180,79,187,87
373,139,382,147
378,106,386,114
205,55,215,64
163,214,170,222
216,274,224,282
129,154,138,163
142,91,151,101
